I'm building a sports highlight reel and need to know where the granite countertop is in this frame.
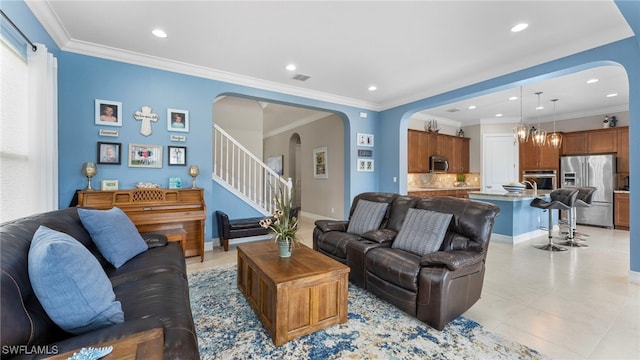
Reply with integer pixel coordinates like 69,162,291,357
408,187,481,192
614,190,630,194
468,190,551,201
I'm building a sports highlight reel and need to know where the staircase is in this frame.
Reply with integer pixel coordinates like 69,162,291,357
213,123,292,215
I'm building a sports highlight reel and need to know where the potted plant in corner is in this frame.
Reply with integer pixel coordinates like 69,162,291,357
259,183,299,258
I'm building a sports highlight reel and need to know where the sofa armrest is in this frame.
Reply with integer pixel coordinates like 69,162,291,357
420,250,484,271
314,220,349,232
361,229,397,244
141,233,168,248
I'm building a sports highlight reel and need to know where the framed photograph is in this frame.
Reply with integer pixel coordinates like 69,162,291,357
95,99,123,127
313,147,328,179
97,142,121,165
266,155,284,175
168,146,187,166
357,133,374,147
128,144,162,168
101,180,119,191
357,158,375,172
167,108,189,132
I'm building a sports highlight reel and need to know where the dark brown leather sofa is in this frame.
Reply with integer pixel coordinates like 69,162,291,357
313,193,500,330
1,208,199,359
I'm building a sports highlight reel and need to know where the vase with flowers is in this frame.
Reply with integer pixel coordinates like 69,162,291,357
259,183,299,258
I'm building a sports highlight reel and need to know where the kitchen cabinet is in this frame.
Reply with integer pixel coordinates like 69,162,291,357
561,127,619,156
519,139,560,171
617,127,629,174
409,188,478,198
614,192,629,230
407,130,469,173
408,130,430,172
587,128,617,154
562,132,587,155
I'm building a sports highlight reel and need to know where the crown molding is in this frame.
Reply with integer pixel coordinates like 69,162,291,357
410,112,462,128
263,112,332,138
25,1,71,47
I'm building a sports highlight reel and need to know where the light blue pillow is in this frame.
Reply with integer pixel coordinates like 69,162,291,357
78,207,147,268
392,208,453,256
28,226,124,334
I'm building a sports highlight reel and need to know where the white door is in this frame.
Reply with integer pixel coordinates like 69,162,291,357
482,134,519,192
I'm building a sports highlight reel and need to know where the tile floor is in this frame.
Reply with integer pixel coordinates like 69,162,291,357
187,217,640,359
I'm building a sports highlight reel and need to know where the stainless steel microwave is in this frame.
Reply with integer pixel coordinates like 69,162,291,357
430,156,449,173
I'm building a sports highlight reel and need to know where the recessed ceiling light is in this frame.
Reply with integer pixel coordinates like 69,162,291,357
152,29,167,38
285,64,296,71
496,113,503,117
511,23,528,32
606,93,618,98
509,96,518,101
536,106,544,110
368,85,377,91
586,78,599,84
468,105,477,110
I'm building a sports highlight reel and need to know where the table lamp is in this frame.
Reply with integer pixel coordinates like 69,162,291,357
189,165,199,188
81,162,97,190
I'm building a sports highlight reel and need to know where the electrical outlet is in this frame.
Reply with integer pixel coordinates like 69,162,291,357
393,176,397,183
331,208,335,213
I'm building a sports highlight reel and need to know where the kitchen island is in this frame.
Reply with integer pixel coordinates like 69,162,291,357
469,190,555,245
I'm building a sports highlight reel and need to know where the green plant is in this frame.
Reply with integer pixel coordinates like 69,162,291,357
456,173,466,182
259,183,299,246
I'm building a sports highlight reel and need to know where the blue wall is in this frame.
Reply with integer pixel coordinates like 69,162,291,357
4,0,640,275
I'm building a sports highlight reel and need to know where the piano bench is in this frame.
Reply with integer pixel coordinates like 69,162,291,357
144,227,187,254
215,211,273,251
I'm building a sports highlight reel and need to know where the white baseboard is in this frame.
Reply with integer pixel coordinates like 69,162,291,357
299,210,339,222
490,228,550,245
629,270,640,285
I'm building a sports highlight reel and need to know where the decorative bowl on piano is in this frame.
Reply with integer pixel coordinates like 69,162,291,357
502,183,526,193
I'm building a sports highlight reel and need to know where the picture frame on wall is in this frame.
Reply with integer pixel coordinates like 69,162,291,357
167,108,189,132
357,133,374,147
313,147,328,179
97,142,121,165
95,99,123,126
266,155,284,176
128,144,163,168
357,158,374,172
168,146,187,166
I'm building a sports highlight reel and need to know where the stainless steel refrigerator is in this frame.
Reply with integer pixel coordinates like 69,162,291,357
560,154,616,228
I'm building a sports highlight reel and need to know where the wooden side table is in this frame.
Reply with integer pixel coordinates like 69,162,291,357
46,328,163,360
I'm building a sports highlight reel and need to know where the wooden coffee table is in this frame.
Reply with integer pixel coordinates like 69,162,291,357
237,241,349,346
45,328,163,359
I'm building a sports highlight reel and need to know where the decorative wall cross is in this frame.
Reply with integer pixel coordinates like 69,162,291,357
133,106,159,136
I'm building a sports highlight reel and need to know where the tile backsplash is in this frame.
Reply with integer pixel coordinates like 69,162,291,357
408,172,481,189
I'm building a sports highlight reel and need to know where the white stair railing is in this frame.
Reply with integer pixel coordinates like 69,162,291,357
213,123,292,215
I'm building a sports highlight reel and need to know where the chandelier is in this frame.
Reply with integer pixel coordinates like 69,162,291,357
531,92,546,147
513,86,528,143
548,99,562,149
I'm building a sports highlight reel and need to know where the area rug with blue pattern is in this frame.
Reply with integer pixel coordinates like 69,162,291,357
189,265,549,359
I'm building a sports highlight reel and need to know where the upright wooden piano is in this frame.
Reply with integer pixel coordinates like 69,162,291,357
77,188,206,261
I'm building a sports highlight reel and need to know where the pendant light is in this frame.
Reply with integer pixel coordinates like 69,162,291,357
513,86,528,143
531,92,546,147
548,99,562,149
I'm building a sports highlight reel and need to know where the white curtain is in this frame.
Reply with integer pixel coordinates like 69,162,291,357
0,42,57,221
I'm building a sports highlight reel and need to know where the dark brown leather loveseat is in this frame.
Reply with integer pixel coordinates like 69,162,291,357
313,192,500,330
1,207,199,359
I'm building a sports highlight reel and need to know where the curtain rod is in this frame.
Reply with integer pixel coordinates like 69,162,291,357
1,10,37,52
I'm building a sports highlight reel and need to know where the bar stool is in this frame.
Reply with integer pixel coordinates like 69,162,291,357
530,188,579,251
559,186,597,247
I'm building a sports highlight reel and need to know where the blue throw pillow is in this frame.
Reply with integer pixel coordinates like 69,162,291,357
28,226,124,334
78,207,147,268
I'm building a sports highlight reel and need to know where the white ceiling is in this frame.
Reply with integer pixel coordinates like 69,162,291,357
27,1,633,127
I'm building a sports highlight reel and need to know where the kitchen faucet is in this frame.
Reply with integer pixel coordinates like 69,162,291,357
522,180,537,196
